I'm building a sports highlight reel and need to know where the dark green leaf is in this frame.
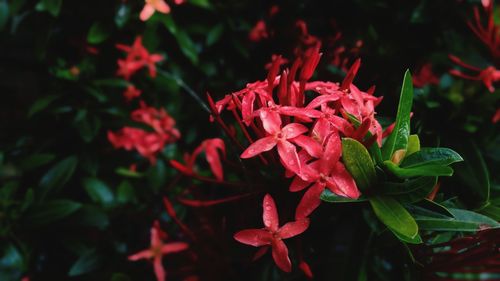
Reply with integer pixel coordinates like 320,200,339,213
68,248,103,276
400,148,463,168
23,200,81,226
87,22,111,44
0,0,9,30
369,195,419,239
115,167,143,178
454,141,490,207
380,176,437,203
111,273,132,281
342,138,377,191
414,208,499,232
18,153,55,171
71,205,109,229
383,160,453,178
390,229,422,244
39,156,78,200
189,0,212,8
478,204,500,221
117,181,136,204
35,0,62,17
206,24,224,46
83,178,114,206
320,189,367,203
27,95,59,118
381,70,414,161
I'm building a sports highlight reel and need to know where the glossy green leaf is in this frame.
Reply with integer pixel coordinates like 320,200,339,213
27,95,59,118
454,141,490,207
384,160,453,178
369,195,419,239
68,248,102,276
39,156,78,200
390,229,422,244
342,138,377,191
406,135,420,156
320,189,367,203
478,204,500,221
380,176,437,203
23,200,81,226
400,148,463,168
83,178,114,206
87,22,111,44
414,208,499,232
381,70,414,161
35,0,62,17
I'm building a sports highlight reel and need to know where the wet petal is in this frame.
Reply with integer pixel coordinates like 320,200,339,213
281,123,308,139
277,140,301,175
240,136,276,158
234,229,273,246
161,242,189,255
278,218,310,239
291,135,323,158
295,183,324,219
330,162,361,199
260,109,282,134
263,194,279,231
271,239,292,272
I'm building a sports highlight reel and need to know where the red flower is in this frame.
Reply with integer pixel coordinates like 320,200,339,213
249,20,269,42
116,37,164,80
123,85,142,102
128,221,188,281
234,194,309,272
170,138,226,181
449,55,500,92
413,63,440,88
467,2,500,59
492,108,500,123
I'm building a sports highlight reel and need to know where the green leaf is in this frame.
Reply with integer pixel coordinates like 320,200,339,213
189,0,212,8
342,138,377,191
390,229,423,244
161,15,199,64
35,0,62,17
400,148,463,168
117,181,136,204
383,160,453,178
479,204,500,221
92,79,129,88
87,22,111,44
27,95,59,118
68,248,102,276
115,167,143,178
0,0,9,30
320,189,367,203
71,205,109,229
23,200,81,226
381,70,414,161
380,176,437,203
454,141,490,207
18,153,55,171
83,178,114,206
39,156,78,200
406,135,420,156
412,206,499,232
111,273,132,281
206,23,224,46
369,195,419,239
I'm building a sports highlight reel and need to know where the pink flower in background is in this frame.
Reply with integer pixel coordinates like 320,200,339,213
234,194,309,272
413,63,440,88
129,221,188,281
116,37,164,80
140,0,171,21
449,55,500,92
123,85,142,102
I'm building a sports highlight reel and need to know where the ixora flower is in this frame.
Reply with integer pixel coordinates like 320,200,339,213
116,36,164,80
170,138,226,181
108,102,180,163
140,0,185,21
128,221,188,281
449,55,500,92
123,85,142,102
234,194,309,272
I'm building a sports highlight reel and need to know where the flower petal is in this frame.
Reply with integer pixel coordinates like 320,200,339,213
277,140,301,175
330,162,361,199
234,229,272,247
289,175,312,192
295,182,324,219
161,242,189,255
153,0,171,13
241,136,276,158
319,133,341,174
153,256,166,281
140,4,156,21
291,135,323,158
306,94,340,109
259,109,282,134
281,123,308,139
241,91,256,125
263,194,279,231
203,138,226,181
278,218,310,239
128,249,153,261
278,106,322,119
271,239,292,272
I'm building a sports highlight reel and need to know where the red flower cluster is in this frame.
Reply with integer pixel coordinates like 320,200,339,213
108,102,180,163
123,85,142,102
170,138,226,181
209,51,384,271
116,36,164,80
128,221,189,281
412,63,440,88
